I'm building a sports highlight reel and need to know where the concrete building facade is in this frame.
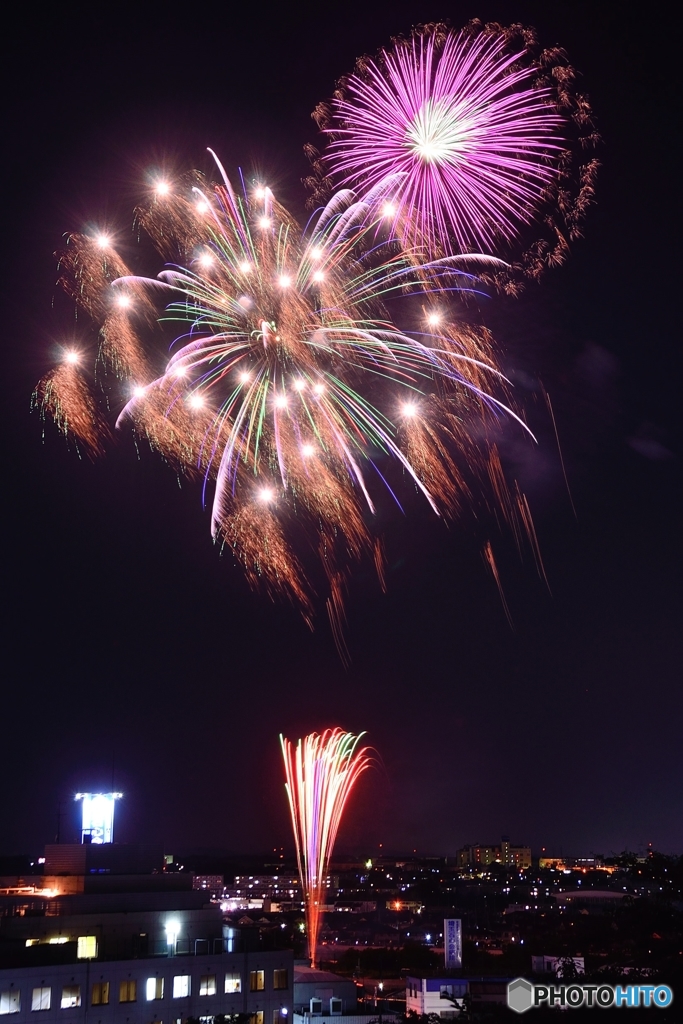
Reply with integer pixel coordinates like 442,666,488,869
0,949,292,1023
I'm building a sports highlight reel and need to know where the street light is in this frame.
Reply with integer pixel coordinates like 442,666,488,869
165,919,180,955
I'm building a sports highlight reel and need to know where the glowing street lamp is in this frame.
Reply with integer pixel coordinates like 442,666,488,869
165,919,181,956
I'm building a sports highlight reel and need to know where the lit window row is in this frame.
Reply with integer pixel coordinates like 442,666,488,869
0,969,289,1013
24,935,97,959
250,969,288,992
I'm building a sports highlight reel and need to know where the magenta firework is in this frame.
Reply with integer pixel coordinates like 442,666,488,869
314,21,599,278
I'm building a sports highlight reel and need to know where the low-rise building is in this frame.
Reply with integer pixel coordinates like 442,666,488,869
406,976,509,1013
0,843,293,1023
406,975,468,1016
531,955,585,976
293,964,357,1016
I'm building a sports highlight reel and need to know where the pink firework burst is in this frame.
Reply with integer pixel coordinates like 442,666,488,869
321,25,566,255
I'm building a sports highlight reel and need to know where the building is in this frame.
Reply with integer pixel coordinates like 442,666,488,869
551,890,627,909
293,966,386,1024
455,846,499,869
0,949,292,1022
500,838,532,870
531,956,585,976
456,837,532,871
192,875,225,898
223,876,304,912
231,876,302,900
293,965,357,1016
0,844,293,1023
406,976,509,1014
406,976,467,1016
538,856,610,872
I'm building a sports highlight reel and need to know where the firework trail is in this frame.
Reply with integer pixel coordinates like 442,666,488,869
35,153,537,641
280,729,372,966
311,20,599,288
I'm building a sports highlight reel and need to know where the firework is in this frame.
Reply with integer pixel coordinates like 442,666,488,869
280,729,372,966
35,152,535,638
32,353,112,458
312,21,599,284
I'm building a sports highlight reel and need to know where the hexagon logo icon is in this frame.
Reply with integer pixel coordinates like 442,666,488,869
508,977,534,1014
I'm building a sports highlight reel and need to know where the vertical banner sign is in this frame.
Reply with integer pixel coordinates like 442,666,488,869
444,918,462,968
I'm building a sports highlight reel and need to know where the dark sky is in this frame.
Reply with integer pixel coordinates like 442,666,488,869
2,2,681,860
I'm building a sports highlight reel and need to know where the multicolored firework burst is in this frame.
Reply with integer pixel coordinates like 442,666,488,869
311,20,599,287
35,151,539,647
280,729,372,966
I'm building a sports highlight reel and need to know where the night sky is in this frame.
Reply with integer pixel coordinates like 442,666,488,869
3,2,681,860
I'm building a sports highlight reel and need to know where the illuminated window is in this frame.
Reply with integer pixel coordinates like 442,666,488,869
251,1013,264,1024
31,987,51,1011
119,980,137,1003
0,990,20,1014
60,987,81,1009
146,978,164,1001
249,970,265,992
48,937,68,944
91,982,109,1006
25,939,39,947
173,975,191,999
77,935,98,959
273,969,288,990
199,975,216,996
225,972,241,993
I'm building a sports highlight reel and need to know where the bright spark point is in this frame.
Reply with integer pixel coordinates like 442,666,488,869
254,187,266,199
279,275,292,288
258,487,275,503
115,294,131,309
401,402,418,417
312,270,325,282
239,261,252,274
198,252,214,268
301,444,315,457
292,378,306,391
382,202,396,218
239,371,250,384
195,200,209,214
415,140,442,162
132,385,146,399
172,365,187,378
95,234,111,248
274,395,288,409
310,247,323,260
64,350,80,365
188,394,205,409
259,216,271,229
154,181,171,196
427,313,441,327
313,383,325,395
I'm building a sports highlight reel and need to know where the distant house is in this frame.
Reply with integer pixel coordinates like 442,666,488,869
531,955,586,976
